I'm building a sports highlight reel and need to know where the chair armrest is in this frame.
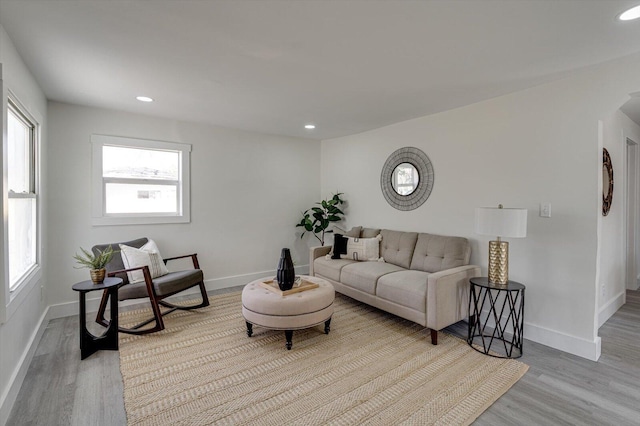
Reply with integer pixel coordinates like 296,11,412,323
163,253,200,269
426,265,481,331
107,265,150,277
309,246,332,276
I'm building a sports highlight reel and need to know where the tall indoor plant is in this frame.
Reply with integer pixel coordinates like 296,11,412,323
296,192,345,246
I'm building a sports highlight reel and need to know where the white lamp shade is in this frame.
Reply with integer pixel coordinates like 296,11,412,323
475,207,527,238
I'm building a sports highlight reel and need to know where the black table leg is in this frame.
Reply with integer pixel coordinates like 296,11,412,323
79,287,119,360
246,322,253,337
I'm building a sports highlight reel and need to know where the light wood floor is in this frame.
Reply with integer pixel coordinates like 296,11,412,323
7,289,640,425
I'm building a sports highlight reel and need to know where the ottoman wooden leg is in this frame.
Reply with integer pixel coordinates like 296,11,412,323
324,318,331,334
246,322,253,337
285,330,293,350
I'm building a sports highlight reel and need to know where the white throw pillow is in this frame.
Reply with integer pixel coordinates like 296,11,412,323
119,239,169,283
341,235,382,261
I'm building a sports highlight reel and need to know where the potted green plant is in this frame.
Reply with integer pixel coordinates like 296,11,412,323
296,192,345,246
73,245,116,284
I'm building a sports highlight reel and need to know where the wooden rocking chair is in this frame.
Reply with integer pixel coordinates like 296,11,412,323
93,237,209,335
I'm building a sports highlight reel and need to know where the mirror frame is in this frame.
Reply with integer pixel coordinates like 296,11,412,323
380,147,434,211
603,148,614,216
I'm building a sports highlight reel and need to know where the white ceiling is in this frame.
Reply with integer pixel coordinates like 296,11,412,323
2,0,640,140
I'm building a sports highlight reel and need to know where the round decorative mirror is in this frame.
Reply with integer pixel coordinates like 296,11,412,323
603,148,613,216
381,147,434,211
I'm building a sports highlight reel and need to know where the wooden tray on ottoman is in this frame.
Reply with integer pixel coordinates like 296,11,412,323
259,279,319,296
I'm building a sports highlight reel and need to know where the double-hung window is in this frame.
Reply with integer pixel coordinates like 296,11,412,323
7,99,38,291
91,135,191,226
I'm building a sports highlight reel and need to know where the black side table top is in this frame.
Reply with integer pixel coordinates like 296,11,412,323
72,277,122,292
470,276,525,291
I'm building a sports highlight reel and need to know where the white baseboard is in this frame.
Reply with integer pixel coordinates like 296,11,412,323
47,265,310,320
525,321,601,361
598,291,626,328
473,310,601,361
0,307,49,426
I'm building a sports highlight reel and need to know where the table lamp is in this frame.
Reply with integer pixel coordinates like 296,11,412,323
474,204,527,285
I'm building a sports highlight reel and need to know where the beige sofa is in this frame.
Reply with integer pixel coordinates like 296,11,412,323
309,228,480,345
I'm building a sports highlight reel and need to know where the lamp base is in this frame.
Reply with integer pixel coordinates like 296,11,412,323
488,240,509,285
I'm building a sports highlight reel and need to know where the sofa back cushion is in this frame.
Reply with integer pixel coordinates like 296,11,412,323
409,233,470,273
380,230,418,269
361,228,381,238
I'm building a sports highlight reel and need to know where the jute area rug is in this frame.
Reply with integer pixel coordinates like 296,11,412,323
118,291,528,425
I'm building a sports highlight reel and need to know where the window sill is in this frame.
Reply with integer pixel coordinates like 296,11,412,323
3,266,42,323
92,214,191,227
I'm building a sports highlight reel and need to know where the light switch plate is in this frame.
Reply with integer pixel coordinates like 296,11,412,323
540,202,551,218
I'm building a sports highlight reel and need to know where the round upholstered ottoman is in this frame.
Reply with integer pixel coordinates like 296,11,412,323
242,275,335,349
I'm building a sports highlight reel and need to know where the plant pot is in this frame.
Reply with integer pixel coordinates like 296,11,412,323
90,268,106,284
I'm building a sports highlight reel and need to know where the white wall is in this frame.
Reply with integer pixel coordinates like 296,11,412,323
619,112,640,291
0,24,48,425
47,102,320,314
597,110,640,327
321,53,640,360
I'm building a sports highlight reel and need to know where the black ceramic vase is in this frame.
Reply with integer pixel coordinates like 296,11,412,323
276,248,295,291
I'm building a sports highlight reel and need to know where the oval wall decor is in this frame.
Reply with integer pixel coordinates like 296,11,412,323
380,147,434,211
602,148,614,216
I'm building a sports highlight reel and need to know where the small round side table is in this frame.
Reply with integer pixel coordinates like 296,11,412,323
72,277,123,360
467,277,525,359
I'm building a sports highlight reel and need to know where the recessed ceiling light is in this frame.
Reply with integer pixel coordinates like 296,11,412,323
136,96,153,102
618,5,640,21
304,124,316,130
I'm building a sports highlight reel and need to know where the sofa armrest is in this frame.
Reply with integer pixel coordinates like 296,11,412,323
426,265,481,331
309,245,332,276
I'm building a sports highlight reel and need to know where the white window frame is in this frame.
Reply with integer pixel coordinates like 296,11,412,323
1,88,43,323
91,135,191,226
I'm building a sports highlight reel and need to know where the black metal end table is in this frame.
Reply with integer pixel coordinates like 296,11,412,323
467,277,525,359
72,277,123,360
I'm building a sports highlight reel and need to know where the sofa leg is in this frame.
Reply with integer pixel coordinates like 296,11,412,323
430,329,438,345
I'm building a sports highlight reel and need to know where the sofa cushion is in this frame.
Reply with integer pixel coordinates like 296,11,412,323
361,228,381,238
314,256,358,282
380,230,418,269
344,226,362,238
409,233,470,273
331,234,349,259
340,261,405,295
376,270,430,313
341,236,381,261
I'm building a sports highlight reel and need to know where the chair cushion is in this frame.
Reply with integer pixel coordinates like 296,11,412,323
380,230,418,269
409,233,470,273
93,237,148,284
119,239,169,283
340,261,405,295
376,270,429,313
118,269,204,300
